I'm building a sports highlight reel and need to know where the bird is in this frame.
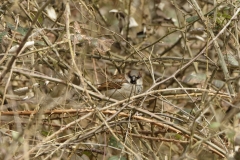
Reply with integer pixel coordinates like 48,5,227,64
98,70,143,100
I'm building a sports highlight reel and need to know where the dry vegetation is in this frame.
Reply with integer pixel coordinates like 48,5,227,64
1,0,240,159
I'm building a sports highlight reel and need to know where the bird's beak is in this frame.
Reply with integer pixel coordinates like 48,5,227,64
131,76,136,84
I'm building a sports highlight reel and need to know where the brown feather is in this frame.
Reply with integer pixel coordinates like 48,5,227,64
97,82,122,91
98,74,128,91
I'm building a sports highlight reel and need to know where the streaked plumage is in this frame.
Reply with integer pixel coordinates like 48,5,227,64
98,70,143,100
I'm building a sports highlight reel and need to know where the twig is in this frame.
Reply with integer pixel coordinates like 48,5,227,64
0,0,52,82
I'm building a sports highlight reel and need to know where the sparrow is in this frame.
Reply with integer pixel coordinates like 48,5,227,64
98,70,143,100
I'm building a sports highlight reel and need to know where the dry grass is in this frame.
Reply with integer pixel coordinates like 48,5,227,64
0,0,239,159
